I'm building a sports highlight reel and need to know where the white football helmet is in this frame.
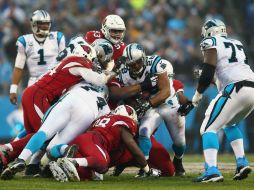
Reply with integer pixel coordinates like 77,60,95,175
92,39,113,64
123,43,146,77
161,59,174,78
71,43,96,62
201,19,227,39
30,10,51,37
112,105,138,123
101,15,126,44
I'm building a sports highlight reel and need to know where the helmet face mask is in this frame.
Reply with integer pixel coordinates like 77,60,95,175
123,43,146,78
101,15,126,44
201,19,227,39
30,10,51,38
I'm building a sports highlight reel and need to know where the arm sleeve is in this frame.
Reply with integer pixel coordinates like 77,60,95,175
14,51,26,69
15,37,27,69
69,67,109,86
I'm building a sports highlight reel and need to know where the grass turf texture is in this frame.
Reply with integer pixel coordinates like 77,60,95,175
0,154,253,190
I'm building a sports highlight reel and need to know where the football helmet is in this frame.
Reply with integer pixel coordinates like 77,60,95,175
123,43,146,78
112,105,138,123
101,15,126,44
30,10,51,37
161,59,174,78
71,43,96,62
201,19,227,39
92,39,113,64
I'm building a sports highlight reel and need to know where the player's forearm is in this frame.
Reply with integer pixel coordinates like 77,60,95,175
149,88,170,107
11,68,23,85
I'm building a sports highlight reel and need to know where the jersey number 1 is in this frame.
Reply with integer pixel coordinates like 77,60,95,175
38,49,46,65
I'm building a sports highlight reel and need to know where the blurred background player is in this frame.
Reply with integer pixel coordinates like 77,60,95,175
85,14,126,71
9,10,66,105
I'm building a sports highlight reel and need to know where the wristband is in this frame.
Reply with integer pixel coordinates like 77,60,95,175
10,84,18,94
143,164,149,173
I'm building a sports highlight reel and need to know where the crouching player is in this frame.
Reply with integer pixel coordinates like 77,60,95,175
49,105,161,182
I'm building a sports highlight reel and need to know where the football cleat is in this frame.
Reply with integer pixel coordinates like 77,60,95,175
233,157,251,180
193,166,224,183
135,168,146,178
135,168,161,178
24,164,41,177
173,157,186,176
63,144,79,158
1,158,26,180
58,158,80,182
49,161,68,182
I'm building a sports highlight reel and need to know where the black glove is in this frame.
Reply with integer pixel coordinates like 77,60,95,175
177,101,194,116
135,168,161,178
134,98,151,118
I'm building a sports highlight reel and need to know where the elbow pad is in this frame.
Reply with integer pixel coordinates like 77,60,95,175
198,63,215,93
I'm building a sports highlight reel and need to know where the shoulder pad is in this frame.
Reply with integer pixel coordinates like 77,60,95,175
17,36,26,48
146,55,163,74
200,37,217,51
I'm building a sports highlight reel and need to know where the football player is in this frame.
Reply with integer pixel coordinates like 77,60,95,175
85,14,126,71
179,19,254,182
10,10,66,105
48,105,161,182
108,43,188,176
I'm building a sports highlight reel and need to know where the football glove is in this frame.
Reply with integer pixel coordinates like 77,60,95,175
135,168,161,178
177,101,194,116
134,98,151,118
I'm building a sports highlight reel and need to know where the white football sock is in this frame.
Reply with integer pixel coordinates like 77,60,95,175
204,148,218,167
19,149,32,161
60,145,68,156
230,139,245,159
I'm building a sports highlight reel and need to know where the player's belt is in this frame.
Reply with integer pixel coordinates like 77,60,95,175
235,80,254,92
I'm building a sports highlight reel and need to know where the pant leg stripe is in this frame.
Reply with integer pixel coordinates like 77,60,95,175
204,84,235,131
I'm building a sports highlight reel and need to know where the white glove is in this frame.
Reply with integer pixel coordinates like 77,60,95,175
192,90,203,107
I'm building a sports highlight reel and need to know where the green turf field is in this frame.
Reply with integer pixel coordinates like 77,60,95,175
0,154,253,190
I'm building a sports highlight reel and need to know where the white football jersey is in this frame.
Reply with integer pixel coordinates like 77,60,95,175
200,35,254,91
118,55,179,106
16,31,65,78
